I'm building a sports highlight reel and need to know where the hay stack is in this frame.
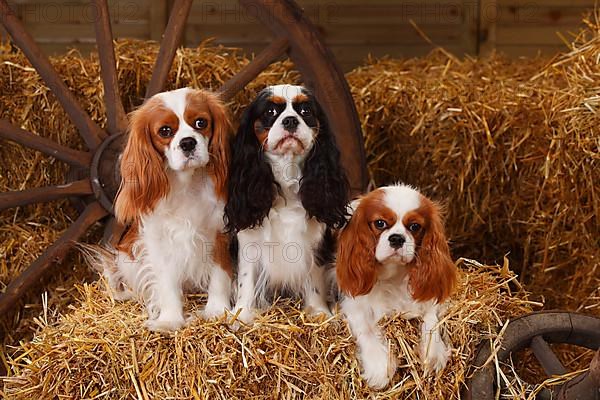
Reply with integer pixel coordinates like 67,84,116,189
2,260,534,399
347,16,599,313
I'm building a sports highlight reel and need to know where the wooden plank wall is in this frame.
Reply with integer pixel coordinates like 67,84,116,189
0,0,156,54
0,0,596,70
480,0,594,56
184,0,479,70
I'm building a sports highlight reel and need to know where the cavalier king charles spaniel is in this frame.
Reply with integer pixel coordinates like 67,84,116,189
94,88,233,332
225,84,348,325
336,184,457,389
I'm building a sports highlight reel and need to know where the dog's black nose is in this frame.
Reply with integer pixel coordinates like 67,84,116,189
282,116,299,131
388,234,405,249
179,137,197,152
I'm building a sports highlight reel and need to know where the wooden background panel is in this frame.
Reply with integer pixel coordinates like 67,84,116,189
2,0,152,49
184,0,478,70
480,0,594,56
0,0,597,69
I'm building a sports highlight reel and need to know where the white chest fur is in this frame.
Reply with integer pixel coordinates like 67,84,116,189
238,154,325,289
238,187,325,289
361,267,433,320
137,170,224,287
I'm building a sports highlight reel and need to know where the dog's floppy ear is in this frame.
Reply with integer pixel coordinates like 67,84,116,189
410,199,457,303
205,92,232,201
224,91,277,232
115,102,169,224
336,197,379,296
299,94,349,229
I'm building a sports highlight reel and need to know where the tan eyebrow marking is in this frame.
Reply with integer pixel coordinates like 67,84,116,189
293,94,309,103
269,95,286,104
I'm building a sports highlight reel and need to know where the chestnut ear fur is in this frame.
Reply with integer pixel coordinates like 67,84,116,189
205,92,232,201
336,198,379,297
114,103,169,225
409,200,457,303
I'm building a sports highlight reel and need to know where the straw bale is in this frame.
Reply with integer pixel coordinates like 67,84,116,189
2,260,534,399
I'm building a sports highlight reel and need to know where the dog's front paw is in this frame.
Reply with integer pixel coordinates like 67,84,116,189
146,307,186,332
145,315,186,333
359,343,397,390
110,287,134,301
229,307,256,330
304,304,332,319
104,273,134,301
420,337,450,375
202,302,230,320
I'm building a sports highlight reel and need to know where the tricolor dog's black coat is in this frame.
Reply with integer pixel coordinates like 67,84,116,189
225,84,348,324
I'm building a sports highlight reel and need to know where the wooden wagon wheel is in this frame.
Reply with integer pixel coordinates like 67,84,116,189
0,0,368,316
465,311,600,400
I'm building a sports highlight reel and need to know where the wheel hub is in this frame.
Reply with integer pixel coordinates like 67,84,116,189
90,133,125,213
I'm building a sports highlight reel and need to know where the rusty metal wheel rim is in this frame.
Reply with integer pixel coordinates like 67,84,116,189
465,311,600,400
0,0,368,315
90,133,126,214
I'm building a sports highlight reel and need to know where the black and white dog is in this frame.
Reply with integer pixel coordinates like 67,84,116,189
225,84,348,324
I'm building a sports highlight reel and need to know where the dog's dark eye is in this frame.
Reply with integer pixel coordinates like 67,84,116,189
299,103,312,116
408,223,421,232
158,125,173,138
194,118,207,130
265,107,278,117
374,219,388,230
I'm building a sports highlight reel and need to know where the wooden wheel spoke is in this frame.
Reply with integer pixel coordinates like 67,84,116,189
0,179,92,211
145,0,193,99
0,202,108,316
0,119,91,168
0,0,106,150
92,0,127,135
218,37,289,101
531,336,568,376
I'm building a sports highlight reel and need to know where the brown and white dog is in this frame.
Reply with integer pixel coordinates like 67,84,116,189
336,184,457,389
95,88,233,332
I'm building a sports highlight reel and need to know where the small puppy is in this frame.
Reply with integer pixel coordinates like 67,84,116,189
336,184,457,389
94,88,233,332
225,84,349,324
